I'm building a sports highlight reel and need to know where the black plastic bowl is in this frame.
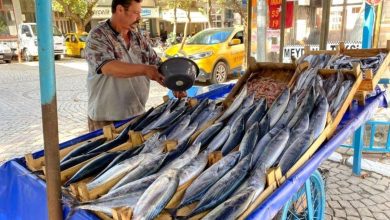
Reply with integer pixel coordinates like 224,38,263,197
158,57,199,91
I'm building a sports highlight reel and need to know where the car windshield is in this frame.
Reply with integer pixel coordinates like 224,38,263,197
187,29,233,45
79,35,88,42
31,24,63,36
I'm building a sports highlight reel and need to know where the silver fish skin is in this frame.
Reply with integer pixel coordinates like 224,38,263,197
103,174,158,199
258,114,270,140
193,122,224,149
177,123,198,144
255,129,290,170
286,113,309,147
279,130,312,175
265,88,290,128
179,151,241,208
246,98,267,129
309,95,329,140
133,169,180,220
239,122,259,160
288,86,315,129
241,93,255,108
159,143,201,172
191,101,216,127
110,153,167,190
217,84,248,122
330,80,353,117
189,99,209,123
86,153,151,190
167,115,191,140
142,106,187,134
274,92,298,129
327,71,344,101
198,106,223,128
221,115,245,156
202,187,256,220
226,103,254,126
178,151,208,185
293,69,311,93
251,127,281,168
60,137,107,163
140,135,166,155
204,125,231,153
188,155,251,217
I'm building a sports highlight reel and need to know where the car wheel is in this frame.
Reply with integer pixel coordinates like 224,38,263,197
23,49,31,62
80,49,85,59
211,61,228,84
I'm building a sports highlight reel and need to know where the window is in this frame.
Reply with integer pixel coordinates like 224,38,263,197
65,35,71,42
232,31,244,44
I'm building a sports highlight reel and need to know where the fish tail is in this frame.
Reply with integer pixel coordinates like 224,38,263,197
165,208,178,219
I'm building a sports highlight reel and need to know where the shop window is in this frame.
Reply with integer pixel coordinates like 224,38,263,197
0,10,16,37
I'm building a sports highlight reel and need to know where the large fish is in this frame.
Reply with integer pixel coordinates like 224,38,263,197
193,122,224,149
198,106,223,128
309,94,329,140
87,126,131,154
273,92,298,129
330,80,353,117
287,113,309,147
166,115,191,140
226,104,255,127
288,86,315,129
204,125,231,153
177,123,198,144
189,99,209,123
279,130,312,175
159,143,201,172
86,153,151,190
142,106,187,134
217,84,248,122
178,151,241,209
263,88,290,128
63,151,121,187
238,122,259,160
139,134,166,154
133,102,170,131
133,169,180,220
60,137,107,163
202,187,256,220
257,114,270,140
110,153,167,190
254,129,290,170
187,155,251,218
221,115,245,155
251,127,281,169
245,98,267,129
191,101,217,127
59,152,100,171
178,151,208,186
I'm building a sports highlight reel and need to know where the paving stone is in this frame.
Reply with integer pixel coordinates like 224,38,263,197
327,183,340,189
329,200,342,209
372,194,388,203
350,193,362,200
385,201,390,208
358,207,374,217
345,207,359,217
326,214,333,220
338,200,352,208
372,212,389,220
339,187,353,194
378,204,389,212
350,200,365,209
346,217,361,220
368,205,382,213
361,198,376,206
372,184,388,192
334,209,347,218
360,184,382,195
328,188,341,195
329,194,342,201
371,172,383,179
326,207,334,215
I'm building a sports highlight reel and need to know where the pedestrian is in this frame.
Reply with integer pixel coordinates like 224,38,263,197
85,0,186,132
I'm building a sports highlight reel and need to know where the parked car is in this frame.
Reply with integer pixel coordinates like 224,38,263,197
0,43,12,63
162,27,245,84
65,33,88,58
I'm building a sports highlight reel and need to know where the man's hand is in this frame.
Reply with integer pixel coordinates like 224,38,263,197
143,65,165,86
173,90,187,99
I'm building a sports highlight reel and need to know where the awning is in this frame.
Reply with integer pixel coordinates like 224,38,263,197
162,9,208,23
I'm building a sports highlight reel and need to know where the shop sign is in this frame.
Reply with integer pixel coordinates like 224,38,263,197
282,41,362,62
141,8,159,18
365,0,382,5
267,0,294,29
92,7,111,19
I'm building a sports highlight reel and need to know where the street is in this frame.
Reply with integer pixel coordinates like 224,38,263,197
0,58,389,219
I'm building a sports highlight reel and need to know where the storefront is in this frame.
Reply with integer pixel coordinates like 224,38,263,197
0,0,17,49
160,8,209,36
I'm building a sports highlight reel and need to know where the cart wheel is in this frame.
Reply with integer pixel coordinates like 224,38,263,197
280,170,325,220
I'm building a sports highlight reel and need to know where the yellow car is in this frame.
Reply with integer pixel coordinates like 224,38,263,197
65,33,88,58
162,27,245,84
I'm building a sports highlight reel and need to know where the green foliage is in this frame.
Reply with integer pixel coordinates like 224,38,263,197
53,0,89,17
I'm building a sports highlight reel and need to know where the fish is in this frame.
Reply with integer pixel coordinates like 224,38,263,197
132,169,180,220
63,151,121,187
159,143,201,172
187,154,251,218
141,106,187,134
162,139,191,166
178,151,241,209
128,107,155,131
217,84,248,122
238,122,259,160
286,113,309,148
204,125,231,153
254,129,290,170
177,123,198,144
226,104,255,127
191,101,217,127
309,95,329,140
59,152,100,171
87,127,131,154
166,115,191,140
250,127,281,169
279,130,313,175
60,137,107,163
139,134,166,154
193,122,224,149
330,80,353,117
245,98,267,129
103,174,158,200
221,115,245,155
110,153,167,190
326,71,344,102
86,153,151,190
257,114,270,140
263,88,290,128
288,86,315,129
198,106,223,128
134,102,169,131
202,187,256,220
178,151,208,186
189,99,209,123
273,92,298,129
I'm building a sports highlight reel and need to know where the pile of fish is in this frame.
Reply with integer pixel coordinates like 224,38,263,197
56,58,358,219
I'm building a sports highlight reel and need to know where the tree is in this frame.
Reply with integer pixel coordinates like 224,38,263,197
198,0,212,28
52,0,99,33
166,0,180,45
178,0,193,51
216,0,247,27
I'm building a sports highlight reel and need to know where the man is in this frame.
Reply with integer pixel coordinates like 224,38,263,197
86,0,185,132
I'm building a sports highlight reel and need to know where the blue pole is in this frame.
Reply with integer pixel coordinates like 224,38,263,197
362,2,375,49
352,126,364,175
35,0,62,219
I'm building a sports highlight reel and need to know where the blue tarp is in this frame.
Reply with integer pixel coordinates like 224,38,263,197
0,85,387,220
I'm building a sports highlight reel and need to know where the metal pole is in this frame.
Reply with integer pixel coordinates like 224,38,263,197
373,1,383,48
257,0,267,62
35,0,62,220
246,0,253,69
278,0,286,63
319,0,331,50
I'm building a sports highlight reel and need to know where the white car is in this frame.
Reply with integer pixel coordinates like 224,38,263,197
0,44,12,63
